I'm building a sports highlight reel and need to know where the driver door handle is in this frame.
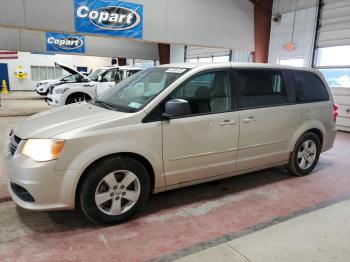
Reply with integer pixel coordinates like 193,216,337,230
220,120,236,126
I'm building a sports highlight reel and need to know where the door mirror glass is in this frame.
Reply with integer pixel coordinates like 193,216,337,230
163,99,191,119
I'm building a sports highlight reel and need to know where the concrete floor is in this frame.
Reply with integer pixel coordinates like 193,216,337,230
176,199,350,262
1,92,350,261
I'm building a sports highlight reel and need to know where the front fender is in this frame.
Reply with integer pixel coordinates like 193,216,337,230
54,121,164,203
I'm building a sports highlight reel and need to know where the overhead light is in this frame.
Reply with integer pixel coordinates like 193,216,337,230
283,42,296,52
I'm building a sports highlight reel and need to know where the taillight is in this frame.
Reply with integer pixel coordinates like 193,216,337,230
333,104,339,121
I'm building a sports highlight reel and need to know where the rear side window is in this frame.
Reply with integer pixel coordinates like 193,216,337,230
236,70,288,109
290,71,329,103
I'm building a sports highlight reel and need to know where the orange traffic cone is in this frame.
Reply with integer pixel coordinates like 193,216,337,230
1,80,8,94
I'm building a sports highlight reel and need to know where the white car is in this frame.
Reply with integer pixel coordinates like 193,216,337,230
35,73,89,96
47,63,143,106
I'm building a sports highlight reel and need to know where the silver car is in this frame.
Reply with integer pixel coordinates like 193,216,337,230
5,63,337,224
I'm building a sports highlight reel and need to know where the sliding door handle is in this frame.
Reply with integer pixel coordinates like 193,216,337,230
220,120,236,126
242,116,257,123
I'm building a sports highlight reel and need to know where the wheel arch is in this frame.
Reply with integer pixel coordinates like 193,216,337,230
65,92,92,105
75,152,155,208
288,121,325,152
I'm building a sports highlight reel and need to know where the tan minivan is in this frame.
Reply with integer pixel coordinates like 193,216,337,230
5,63,337,224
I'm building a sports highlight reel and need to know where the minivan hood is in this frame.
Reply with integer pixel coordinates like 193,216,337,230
14,103,124,139
55,62,89,81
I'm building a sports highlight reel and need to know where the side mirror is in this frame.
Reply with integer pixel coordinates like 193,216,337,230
163,99,191,119
97,75,103,82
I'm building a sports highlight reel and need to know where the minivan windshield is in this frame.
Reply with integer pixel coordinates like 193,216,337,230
95,67,188,113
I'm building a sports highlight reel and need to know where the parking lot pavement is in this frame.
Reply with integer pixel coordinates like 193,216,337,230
0,129,350,261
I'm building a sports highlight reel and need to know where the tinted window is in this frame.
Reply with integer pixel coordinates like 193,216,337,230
171,71,231,115
236,70,288,109
290,71,329,102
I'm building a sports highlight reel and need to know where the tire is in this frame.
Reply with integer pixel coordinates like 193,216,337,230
286,132,321,176
66,93,89,105
79,156,151,224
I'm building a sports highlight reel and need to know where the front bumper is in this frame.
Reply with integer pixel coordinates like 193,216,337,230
35,88,48,96
4,143,79,211
46,94,64,107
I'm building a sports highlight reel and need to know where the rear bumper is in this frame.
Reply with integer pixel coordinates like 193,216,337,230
322,126,337,152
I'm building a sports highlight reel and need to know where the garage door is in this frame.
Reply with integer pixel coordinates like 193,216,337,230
317,0,350,47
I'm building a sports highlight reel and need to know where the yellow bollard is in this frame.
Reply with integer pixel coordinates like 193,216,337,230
1,80,9,94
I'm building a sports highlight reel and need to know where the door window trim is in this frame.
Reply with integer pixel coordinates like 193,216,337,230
142,68,235,123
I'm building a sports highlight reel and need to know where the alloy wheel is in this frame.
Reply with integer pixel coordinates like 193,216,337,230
94,170,141,216
297,140,317,170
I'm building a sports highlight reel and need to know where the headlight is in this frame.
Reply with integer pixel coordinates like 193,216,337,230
54,87,70,94
22,139,65,162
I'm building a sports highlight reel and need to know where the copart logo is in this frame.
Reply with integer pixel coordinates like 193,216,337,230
76,5,141,31
47,36,84,50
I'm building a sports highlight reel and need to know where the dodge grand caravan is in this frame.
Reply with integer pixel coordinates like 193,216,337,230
5,63,337,224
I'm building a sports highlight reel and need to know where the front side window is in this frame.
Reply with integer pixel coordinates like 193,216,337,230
236,70,288,109
103,69,118,82
96,67,188,113
171,71,231,115
290,71,329,103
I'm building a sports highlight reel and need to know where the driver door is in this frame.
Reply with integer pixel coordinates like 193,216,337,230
96,69,119,96
162,70,239,186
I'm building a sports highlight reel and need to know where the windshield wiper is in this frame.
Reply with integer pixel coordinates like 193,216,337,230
92,99,115,110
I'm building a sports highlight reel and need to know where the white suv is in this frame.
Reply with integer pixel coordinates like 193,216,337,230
47,64,143,106
5,63,337,224
35,73,89,96
46,63,118,106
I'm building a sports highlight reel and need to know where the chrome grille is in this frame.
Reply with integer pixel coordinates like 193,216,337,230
9,135,21,156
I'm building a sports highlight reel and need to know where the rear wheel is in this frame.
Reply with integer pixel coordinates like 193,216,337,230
286,132,321,176
79,156,151,224
66,93,90,105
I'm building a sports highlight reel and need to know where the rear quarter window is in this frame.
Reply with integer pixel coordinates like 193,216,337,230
290,71,329,103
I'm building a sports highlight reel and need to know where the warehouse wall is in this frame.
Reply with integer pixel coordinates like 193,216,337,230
0,0,254,51
268,0,318,67
1,51,111,91
0,28,159,60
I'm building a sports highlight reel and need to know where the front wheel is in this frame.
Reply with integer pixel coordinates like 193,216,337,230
286,132,321,176
66,93,89,105
79,156,151,224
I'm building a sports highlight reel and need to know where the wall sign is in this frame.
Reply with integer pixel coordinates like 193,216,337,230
74,0,143,39
46,32,85,53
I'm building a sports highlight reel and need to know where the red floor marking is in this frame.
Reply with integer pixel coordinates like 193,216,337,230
1,132,350,261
